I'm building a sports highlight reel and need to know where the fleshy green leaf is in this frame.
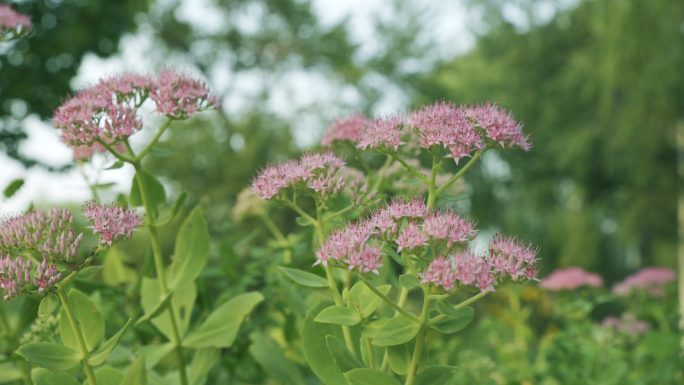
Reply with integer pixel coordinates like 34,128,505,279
167,207,210,290
344,368,401,385
435,300,461,319
105,161,124,170
439,194,468,202
429,307,474,334
59,289,105,352
141,278,196,341
349,282,391,318
149,148,178,157
133,343,175,370
414,365,458,385
326,335,364,372
93,183,116,190
279,267,329,288
17,343,80,372
400,179,423,185
38,294,60,321
372,315,420,347
31,368,80,385
188,348,219,385
120,353,146,385
302,300,349,385
102,247,137,286
315,306,360,326
130,169,166,208
399,274,420,290
249,333,306,385
386,337,429,376
360,318,390,338
3,179,24,199
88,318,132,366
183,292,264,348
82,366,124,385
169,191,188,221
77,266,104,280
295,216,313,227
135,293,173,326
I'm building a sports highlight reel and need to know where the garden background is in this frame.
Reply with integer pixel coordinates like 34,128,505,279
0,0,682,383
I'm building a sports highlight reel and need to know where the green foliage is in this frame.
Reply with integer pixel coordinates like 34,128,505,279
183,292,264,348
2,179,24,199
429,307,475,334
130,170,167,217
17,342,80,371
386,337,429,376
249,333,306,385
348,282,392,318
413,366,457,385
167,206,210,290
141,278,196,341
302,300,349,385
88,318,132,366
279,267,329,287
372,316,421,347
58,289,105,352
326,335,364,373
86,366,124,385
120,353,146,385
38,295,59,321
31,368,80,385
315,306,361,326
344,369,401,385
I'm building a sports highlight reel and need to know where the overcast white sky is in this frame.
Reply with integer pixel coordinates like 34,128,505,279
0,0,570,216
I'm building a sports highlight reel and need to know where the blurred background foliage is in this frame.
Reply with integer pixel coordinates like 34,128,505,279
0,0,682,383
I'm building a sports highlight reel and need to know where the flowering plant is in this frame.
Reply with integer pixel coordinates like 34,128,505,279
0,70,262,385
248,100,540,384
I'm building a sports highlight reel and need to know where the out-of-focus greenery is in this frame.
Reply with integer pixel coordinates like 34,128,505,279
416,0,684,283
0,0,148,167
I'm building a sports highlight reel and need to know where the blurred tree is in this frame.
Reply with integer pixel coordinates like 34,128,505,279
0,0,148,167
416,0,684,283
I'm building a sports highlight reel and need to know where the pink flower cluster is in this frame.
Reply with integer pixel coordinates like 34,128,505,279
540,267,603,290
54,70,218,147
1,254,62,301
612,267,676,297
83,201,144,246
0,207,83,261
321,114,372,146
314,199,484,280
421,251,497,294
601,313,649,336
353,101,532,164
251,151,347,199
149,69,219,118
0,4,32,37
421,234,540,294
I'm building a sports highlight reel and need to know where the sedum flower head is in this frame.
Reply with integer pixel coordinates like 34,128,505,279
149,69,219,118
1,253,61,301
321,113,372,146
539,267,603,290
0,207,82,261
0,4,32,41
612,267,676,297
354,100,532,164
251,150,347,199
82,201,144,246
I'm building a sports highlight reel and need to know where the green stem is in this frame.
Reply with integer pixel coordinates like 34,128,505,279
434,151,483,197
95,138,134,164
133,163,188,385
0,306,31,385
392,155,428,182
380,286,409,372
429,291,487,326
322,205,353,224
359,278,420,323
260,214,287,244
136,118,173,162
366,337,376,369
427,153,439,208
405,286,432,385
57,287,97,385
371,155,394,192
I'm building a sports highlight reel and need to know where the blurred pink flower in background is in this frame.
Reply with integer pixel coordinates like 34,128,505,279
612,267,676,297
321,113,372,146
540,267,603,290
601,313,649,335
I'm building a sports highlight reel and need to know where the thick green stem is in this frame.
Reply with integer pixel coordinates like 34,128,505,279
366,337,376,369
405,286,432,385
427,153,439,208
392,155,428,182
0,306,31,385
435,151,483,197
57,287,97,385
380,286,409,372
133,163,188,385
359,278,419,323
136,118,173,162
429,291,487,325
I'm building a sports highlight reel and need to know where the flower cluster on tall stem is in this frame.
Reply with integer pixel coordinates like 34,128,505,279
82,201,144,246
